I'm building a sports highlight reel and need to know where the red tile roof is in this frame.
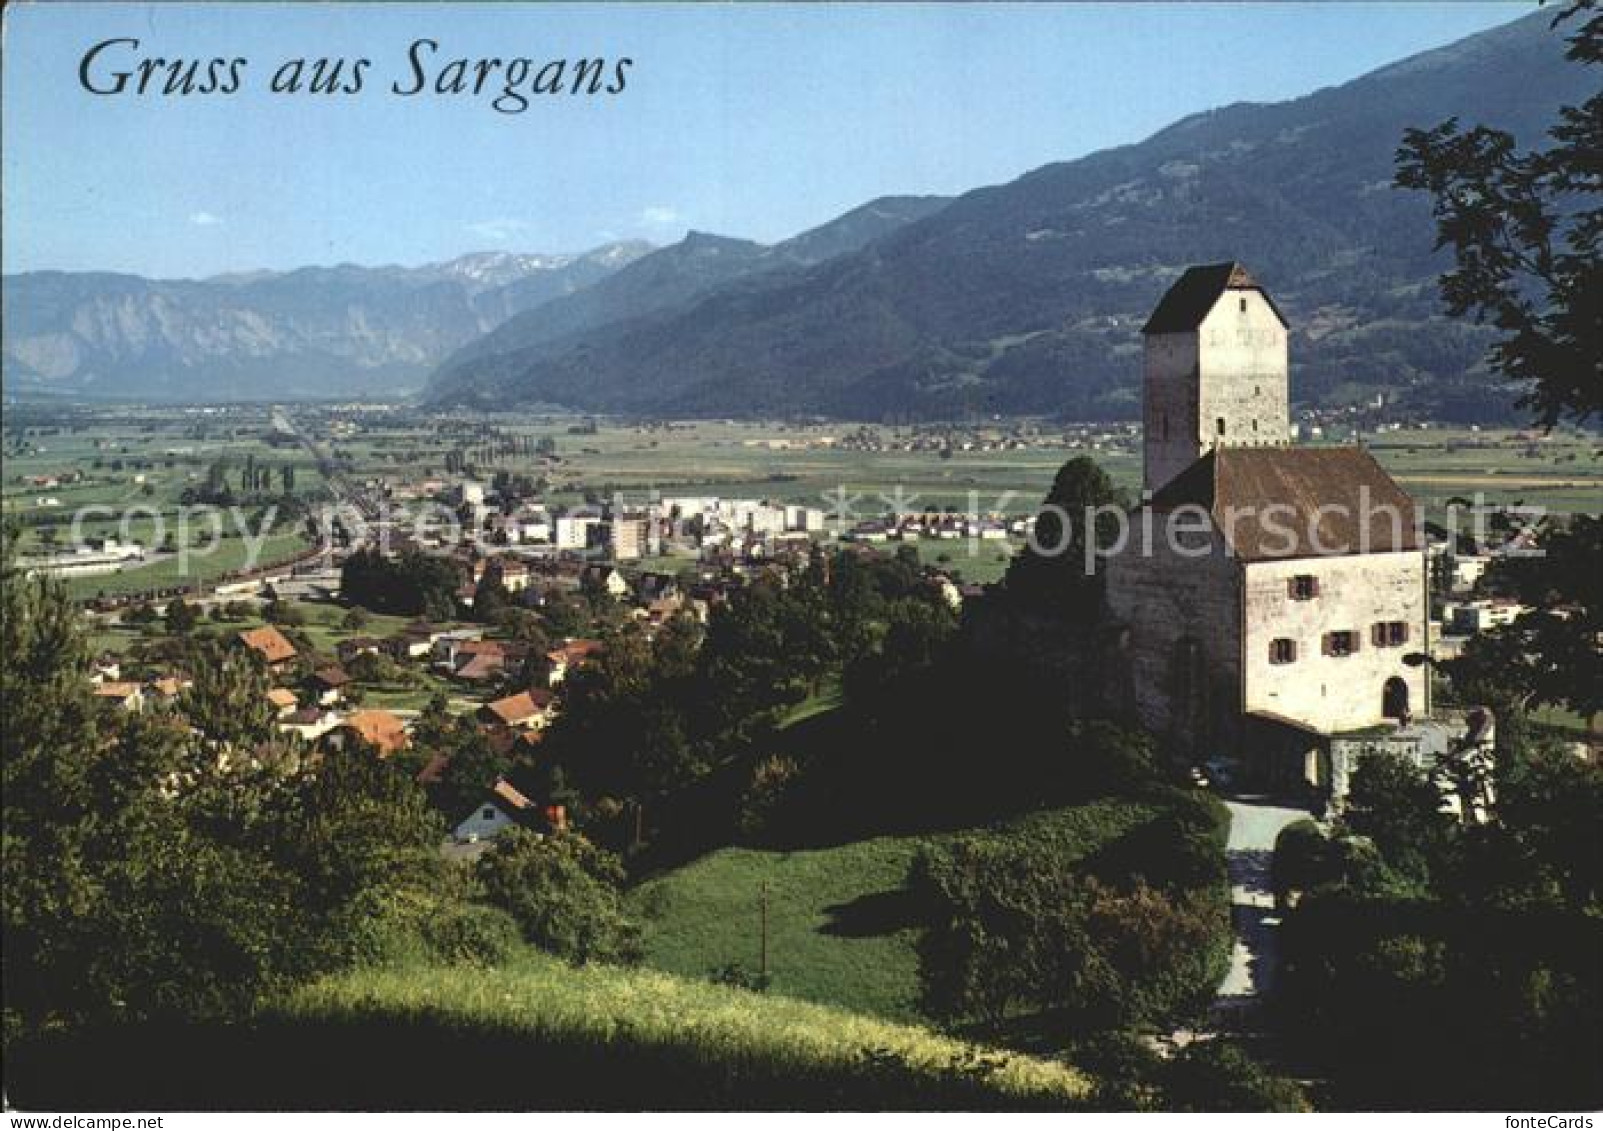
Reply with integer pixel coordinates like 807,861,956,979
238,626,297,665
481,689,555,727
339,709,410,756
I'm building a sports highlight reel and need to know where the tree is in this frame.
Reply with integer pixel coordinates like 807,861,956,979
1340,751,1455,885
1395,3,1601,427
341,607,370,632
474,829,641,965
179,644,276,748
1003,456,1125,614
262,598,304,627
164,597,200,635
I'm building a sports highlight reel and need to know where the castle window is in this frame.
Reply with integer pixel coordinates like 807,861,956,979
1269,638,1297,665
1323,630,1359,658
1289,575,1319,600
1252,419,1259,433
1239,297,1248,313
1371,621,1409,648
1216,417,1226,437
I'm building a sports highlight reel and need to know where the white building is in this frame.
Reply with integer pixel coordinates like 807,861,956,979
554,514,601,550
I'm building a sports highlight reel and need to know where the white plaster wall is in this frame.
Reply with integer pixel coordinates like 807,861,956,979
1242,551,1427,733
1197,289,1290,454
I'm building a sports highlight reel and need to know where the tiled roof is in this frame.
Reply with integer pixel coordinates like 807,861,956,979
482,688,556,725
492,779,532,811
339,709,410,756
238,625,297,664
313,665,352,687
1147,446,1419,560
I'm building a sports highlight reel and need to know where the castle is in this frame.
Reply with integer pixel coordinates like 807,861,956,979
1107,262,1442,798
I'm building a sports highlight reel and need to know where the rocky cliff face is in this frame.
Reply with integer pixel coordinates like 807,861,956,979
1,243,652,401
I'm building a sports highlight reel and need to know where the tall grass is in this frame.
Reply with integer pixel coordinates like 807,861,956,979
8,952,1091,1110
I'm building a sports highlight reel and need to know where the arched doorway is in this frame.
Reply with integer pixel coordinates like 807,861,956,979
1383,676,1410,721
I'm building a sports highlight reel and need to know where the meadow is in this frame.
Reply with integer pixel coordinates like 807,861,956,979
629,798,1163,1023
332,413,1601,518
6,952,1091,1110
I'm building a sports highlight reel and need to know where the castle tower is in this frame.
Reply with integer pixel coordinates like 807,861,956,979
1140,262,1290,494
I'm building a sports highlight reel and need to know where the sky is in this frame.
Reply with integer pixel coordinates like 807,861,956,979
2,1,1536,279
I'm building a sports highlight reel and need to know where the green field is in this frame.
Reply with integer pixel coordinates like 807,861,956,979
629,799,1160,1023
5,405,327,598
9,952,1090,1110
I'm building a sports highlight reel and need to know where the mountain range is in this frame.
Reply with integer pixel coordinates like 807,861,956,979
1,244,652,401
4,12,1586,420
426,10,1586,422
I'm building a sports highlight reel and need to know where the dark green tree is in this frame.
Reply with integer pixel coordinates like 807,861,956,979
474,829,641,965
1395,3,1601,427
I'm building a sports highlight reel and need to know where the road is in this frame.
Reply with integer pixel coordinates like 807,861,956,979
1212,796,1310,1022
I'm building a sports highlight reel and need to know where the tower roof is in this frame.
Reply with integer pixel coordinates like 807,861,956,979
1141,261,1288,334
1147,446,1418,560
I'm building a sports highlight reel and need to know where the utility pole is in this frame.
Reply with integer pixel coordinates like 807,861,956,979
759,880,769,982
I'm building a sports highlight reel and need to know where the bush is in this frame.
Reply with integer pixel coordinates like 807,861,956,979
1271,819,1331,905
419,903,525,967
1162,1041,1309,1112
475,830,642,965
912,799,1231,1034
736,755,802,845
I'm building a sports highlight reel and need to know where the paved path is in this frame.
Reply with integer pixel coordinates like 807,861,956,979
1212,796,1310,1022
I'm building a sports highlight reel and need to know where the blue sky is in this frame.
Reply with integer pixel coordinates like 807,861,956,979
2,2,1534,279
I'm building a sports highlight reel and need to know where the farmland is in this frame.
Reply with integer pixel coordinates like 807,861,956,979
6,404,1599,603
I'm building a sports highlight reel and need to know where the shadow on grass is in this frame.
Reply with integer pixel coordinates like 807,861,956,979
819,888,922,938
5,1012,1085,1112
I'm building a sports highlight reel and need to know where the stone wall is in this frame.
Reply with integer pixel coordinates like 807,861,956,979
1141,288,1288,494
1142,331,1200,493
1196,287,1290,456
1105,522,1240,759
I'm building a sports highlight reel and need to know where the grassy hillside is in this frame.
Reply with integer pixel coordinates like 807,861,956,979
8,953,1090,1110
629,800,1161,1022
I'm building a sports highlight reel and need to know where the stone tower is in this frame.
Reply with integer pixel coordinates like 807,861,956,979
1140,262,1290,494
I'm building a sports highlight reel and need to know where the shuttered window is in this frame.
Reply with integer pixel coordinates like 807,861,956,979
1323,630,1358,657
1269,638,1297,665
1289,575,1320,600
1371,621,1409,648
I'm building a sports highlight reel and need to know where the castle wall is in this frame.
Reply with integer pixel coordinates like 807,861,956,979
1142,332,1200,494
1241,550,1428,733
1105,518,1241,759
1197,288,1290,455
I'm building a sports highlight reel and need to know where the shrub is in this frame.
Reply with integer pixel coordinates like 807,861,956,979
1162,1041,1309,1112
475,830,642,965
1272,819,1331,904
912,801,1231,1035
